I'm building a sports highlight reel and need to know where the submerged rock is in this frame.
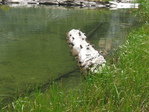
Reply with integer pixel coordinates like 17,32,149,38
67,29,106,74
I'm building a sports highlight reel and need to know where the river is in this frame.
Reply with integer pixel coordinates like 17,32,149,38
0,4,141,103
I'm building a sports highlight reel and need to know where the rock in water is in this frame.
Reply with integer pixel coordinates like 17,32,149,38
66,29,106,74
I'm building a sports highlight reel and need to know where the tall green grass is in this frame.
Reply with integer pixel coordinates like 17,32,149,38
1,0,149,112
137,0,149,22
3,24,149,112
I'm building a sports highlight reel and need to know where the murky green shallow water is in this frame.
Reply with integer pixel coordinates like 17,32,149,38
0,5,140,101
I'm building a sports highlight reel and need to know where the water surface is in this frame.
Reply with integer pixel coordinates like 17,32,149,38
0,5,140,101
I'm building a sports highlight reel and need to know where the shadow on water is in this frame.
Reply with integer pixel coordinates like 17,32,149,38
0,5,141,106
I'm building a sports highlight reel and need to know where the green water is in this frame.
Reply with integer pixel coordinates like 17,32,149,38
0,5,140,101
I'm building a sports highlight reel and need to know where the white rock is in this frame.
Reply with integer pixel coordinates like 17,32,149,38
67,29,106,73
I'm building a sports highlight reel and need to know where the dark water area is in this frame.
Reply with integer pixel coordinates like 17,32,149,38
0,5,141,104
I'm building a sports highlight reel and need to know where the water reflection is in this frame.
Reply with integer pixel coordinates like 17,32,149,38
87,9,140,57
0,5,141,104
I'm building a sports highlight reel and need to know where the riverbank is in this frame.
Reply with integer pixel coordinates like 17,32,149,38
0,0,139,9
0,0,110,7
1,0,149,112
3,24,148,111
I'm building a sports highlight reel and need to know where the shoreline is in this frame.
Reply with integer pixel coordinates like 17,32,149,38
0,0,109,7
0,0,139,9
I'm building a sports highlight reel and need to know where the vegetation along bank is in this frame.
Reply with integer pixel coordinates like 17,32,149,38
1,0,149,111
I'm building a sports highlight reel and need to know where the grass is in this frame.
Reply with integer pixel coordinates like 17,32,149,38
1,0,149,112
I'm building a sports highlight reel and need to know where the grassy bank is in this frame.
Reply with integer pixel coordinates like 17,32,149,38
2,1,149,112
3,25,148,112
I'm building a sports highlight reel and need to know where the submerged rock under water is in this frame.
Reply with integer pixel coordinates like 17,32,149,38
66,29,106,74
